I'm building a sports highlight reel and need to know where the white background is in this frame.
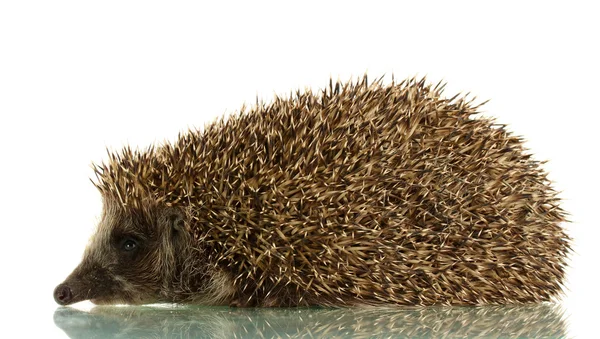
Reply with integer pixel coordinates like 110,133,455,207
0,1,597,337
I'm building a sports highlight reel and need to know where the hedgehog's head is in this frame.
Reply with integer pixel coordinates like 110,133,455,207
54,198,194,306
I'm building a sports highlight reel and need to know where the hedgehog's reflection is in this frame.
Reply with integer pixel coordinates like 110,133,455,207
54,304,567,339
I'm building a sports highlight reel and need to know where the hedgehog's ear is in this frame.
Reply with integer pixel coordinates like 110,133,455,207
160,207,186,235
167,208,186,233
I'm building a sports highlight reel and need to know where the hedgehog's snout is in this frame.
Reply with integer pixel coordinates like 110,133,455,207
54,283,73,305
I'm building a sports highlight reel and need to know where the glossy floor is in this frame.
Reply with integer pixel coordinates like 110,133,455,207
53,304,567,339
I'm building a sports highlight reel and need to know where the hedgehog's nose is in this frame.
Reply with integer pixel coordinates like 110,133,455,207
54,284,73,305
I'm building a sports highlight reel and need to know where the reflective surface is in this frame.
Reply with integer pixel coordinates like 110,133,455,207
54,304,568,339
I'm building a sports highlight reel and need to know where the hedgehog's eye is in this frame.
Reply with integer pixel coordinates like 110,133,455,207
120,238,138,252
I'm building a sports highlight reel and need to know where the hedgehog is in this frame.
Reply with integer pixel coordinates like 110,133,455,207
54,76,570,307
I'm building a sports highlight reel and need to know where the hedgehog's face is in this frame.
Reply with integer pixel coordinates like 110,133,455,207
54,201,191,306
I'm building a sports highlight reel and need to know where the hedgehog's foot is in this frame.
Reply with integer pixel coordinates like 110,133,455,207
228,294,282,307
228,295,257,307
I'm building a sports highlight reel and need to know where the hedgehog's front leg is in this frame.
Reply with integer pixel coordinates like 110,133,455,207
228,292,259,307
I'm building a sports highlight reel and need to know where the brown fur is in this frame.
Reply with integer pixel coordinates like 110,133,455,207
55,76,570,307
